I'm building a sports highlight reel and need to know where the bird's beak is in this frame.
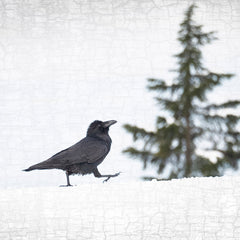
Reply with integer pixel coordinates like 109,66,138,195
103,120,117,128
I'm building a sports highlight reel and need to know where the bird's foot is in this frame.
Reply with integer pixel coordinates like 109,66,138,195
103,177,110,183
59,184,73,187
103,172,121,183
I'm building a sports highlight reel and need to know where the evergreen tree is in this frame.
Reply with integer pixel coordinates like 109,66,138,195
123,4,240,179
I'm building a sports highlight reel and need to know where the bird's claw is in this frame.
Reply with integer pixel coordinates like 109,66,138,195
59,184,73,187
103,172,121,183
114,172,121,177
103,177,111,183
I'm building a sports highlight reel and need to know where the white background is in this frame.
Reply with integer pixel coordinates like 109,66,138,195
0,0,240,188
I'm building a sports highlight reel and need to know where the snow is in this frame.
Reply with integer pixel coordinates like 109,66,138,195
1,176,240,239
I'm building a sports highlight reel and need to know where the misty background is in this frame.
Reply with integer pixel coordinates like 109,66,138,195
0,0,240,188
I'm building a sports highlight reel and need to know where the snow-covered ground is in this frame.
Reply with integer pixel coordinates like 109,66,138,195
1,176,240,239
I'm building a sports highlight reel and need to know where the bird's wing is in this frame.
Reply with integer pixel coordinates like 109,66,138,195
25,137,109,171
68,137,109,164
46,137,109,166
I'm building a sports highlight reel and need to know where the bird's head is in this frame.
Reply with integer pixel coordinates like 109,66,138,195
87,120,117,138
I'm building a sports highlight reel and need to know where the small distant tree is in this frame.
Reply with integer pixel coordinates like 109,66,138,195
123,4,240,179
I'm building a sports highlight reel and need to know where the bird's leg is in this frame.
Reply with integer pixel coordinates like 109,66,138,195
66,171,72,186
93,168,121,183
60,171,73,187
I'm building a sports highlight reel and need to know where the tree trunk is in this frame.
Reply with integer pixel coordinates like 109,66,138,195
185,115,192,177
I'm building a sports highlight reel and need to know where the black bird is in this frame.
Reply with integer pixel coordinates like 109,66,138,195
23,120,120,186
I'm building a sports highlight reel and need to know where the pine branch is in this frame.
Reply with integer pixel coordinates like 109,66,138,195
226,114,240,125
123,147,154,169
123,124,155,141
147,78,182,93
226,130,240,138
207,148,240,169
201,113,226,123
193,156,221,176
155,97,180,113
191,72,234,101
123,147,152,158
204,100,240,110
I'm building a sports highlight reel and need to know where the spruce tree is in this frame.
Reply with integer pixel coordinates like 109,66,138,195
123,4,240,179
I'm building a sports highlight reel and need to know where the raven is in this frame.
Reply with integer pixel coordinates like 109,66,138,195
23,120,120,186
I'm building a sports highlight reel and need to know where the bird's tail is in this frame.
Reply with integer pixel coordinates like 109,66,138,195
23,165,39,172
23,167,32,172
23,161,54,172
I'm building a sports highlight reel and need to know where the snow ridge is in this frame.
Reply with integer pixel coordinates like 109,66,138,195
0,176,240,239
